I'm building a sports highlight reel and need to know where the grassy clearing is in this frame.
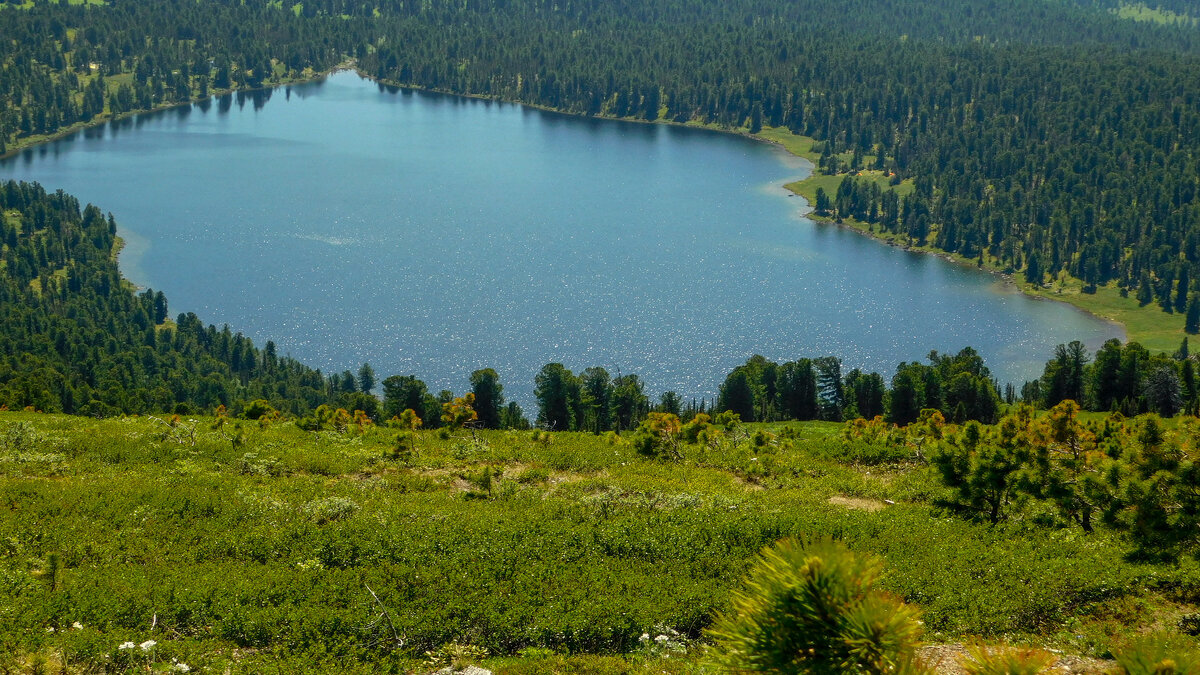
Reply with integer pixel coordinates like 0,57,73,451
1019,276,1186,354
781,168,914,205
1113,2,1198,27
0,411,1194,672
755,127,822,163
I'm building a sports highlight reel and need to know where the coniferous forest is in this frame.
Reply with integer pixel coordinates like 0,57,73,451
6,0,1200,672
4,0,1200,310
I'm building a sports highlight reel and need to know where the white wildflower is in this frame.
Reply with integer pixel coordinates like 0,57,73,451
72,621,83,630
140,639,157,651
175,664,191,672
118,641,136,650
639,632,650,643
655,634,669,643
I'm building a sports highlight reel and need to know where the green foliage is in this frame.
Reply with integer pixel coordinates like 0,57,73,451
706,539,928,675
0,182,336,416
926,402,1200,558
296,404,350,431
241,398,279,421
1112,635,1200,675
681,413,712,444
382,375,439,427
1101,416,1200,557
960,644,1055,675
631,412,682,460
714,410,742,430
0,413,1183,671
931,415,1030,524
1,420,37,453
304,496,359,524
424,642,489,670
441,392,478,431
470,368,504,429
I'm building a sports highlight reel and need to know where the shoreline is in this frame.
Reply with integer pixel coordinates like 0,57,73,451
789,197,1130,341
751,140,1187,350
0,61,355,161
5,66,1178,350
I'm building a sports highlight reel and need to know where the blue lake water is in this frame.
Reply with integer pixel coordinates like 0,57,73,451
0,71,1122,406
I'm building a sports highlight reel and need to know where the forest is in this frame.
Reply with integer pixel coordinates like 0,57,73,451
4,0,1200,321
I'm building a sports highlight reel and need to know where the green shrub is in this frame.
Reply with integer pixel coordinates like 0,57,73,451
1113,635,1200,675
1,421,38,453
242,399,279,421
304,497,359,524
961,644,1055,675
516,466,550,484
705,538,928,674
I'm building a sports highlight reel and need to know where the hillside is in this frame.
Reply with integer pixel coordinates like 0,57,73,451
1,410,1197,672
0,181,339,415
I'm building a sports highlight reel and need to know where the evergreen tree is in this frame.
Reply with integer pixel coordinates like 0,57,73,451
813,187,831,215
1024,253,1042,285
612,374,648,431
1137,274,1154,306
469,367,504,429
887,369,921,426
1177,266,1191,313
814,356,845,421
580,366,613,433
358,362,376,394
534,363,577,430
718,368,756,422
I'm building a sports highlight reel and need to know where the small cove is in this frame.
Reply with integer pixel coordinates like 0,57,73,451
0,72,1123,405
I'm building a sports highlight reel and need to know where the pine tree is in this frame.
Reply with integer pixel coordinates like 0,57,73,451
1187,293,1200,334
813,187,831,214
1137,274,1154,306
1024,252,1042,285
358,362,376,394
1177,265,1191,313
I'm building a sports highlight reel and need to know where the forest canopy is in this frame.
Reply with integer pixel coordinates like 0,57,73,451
3,0,1200,307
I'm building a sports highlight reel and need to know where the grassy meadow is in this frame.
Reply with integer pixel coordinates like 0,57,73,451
2,411,1198,672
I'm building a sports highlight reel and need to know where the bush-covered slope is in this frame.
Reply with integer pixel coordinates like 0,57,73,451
2,412,1193,671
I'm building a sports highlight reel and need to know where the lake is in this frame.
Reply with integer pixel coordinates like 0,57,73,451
0,71,1122,407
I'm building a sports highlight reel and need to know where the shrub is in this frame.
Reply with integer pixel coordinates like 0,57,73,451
304,497,359,524
682,413,712,444
631,412,682,459
706,539,929,674
1112,635,1200,675
1,421,38,453
241,399,278,421
960,644,1055,675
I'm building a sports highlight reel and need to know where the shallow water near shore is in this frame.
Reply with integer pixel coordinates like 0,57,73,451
0,71,1122,405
